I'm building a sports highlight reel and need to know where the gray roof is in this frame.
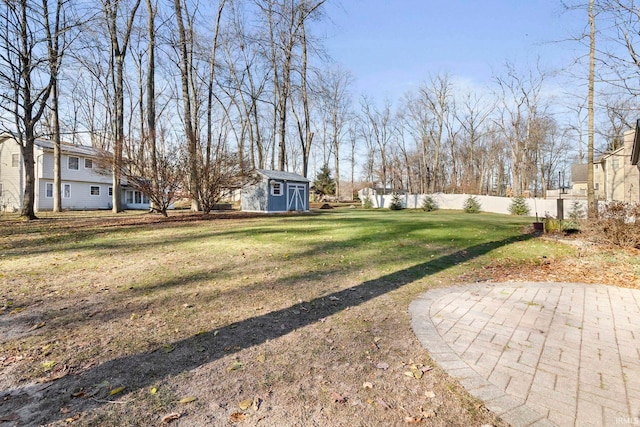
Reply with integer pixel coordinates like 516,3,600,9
35,138,108,158
0,132,109,158
571,163,588,184
256,169,310,182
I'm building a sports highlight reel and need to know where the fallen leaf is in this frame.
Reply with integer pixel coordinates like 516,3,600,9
230,412,248,422
150,387,157,395
161,413,181,423
404,416,424,423
238,399,252,410
362,382,373,389
421,409,436,418
328,296,340,301
227,361,243,371
404,371,415,378
41,360,56,372
71,391,85,398
163,344,175,353
109,386,125,396
64,413,81,423
376,397,392,410
252,396,262,411
331,391,347,404
424,391,436,398
179,396,197,404
376,362,389,370
256,354,265,363
30,322,46,331
413,370,424,379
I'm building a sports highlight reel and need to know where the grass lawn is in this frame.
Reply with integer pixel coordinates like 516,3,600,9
0,209,597,425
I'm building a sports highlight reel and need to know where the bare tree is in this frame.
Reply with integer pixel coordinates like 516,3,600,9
494,62,547,196
171,0,200,210
415,73,453,193
317,65,352,198
0,0,57,219
102,0,142,213
360,96,393,192
454,91,493,194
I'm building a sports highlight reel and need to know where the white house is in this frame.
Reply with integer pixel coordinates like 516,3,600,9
0,134,150,212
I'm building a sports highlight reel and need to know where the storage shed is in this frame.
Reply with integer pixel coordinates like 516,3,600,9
241,169,310,212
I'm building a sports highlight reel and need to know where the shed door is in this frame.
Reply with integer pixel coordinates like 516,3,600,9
287,184,306,211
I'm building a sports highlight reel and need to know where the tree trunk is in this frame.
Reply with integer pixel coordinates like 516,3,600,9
587,0,596,218
172,0,200,211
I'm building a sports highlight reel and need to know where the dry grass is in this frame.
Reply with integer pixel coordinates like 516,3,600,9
1,209,631,426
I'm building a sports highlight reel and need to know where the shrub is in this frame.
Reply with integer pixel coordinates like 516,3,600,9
362,195,373,209
508,195,530,216
463,196,481,213
568,201,585,221
389,192,404,210
421,195,437,212
543,216,561,233
582,201,640,248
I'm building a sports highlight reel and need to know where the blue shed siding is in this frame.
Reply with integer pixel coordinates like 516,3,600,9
268,180,287,211
241,170,309,213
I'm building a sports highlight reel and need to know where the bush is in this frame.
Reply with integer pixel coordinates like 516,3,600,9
543,216,561,233
463,196,481,213
362,195,373,209
421,195,437,212
509,195,530,216
582,201,640,248
569,201,586,220
389,192,404,210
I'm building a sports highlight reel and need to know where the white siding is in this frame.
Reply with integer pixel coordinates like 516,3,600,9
37,180,113,210
0,138,24,212
39,151,111,184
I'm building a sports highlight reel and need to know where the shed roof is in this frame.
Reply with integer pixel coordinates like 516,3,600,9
256,169,310,182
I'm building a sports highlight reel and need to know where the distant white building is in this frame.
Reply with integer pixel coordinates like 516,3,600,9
0,133,150,212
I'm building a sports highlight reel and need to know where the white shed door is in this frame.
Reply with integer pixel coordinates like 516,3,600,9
287,184,306,211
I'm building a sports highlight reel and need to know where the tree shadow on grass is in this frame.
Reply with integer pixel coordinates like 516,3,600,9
0,233,533,425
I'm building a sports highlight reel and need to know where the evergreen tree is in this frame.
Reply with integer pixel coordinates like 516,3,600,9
314,164,336,197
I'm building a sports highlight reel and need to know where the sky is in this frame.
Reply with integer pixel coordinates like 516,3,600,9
317,0,587,101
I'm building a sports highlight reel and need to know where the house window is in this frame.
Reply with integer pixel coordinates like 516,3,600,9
612,158,620,168
63,184,70,198
84,158,93,169
11,154,19,167
594,164,598,169
90,186,100,196
595,183,599,190
45,182,53,198
108,187,113,196
271,182,282,196
68,156,79,170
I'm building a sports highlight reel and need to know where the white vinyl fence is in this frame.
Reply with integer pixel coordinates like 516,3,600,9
364,193,586,219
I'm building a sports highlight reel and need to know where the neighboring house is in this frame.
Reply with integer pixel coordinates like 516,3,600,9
571,128,640,202
0,133,150,211
241,169,310,213
631,119,640,185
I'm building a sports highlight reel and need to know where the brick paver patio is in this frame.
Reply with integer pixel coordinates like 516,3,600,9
409,282,640,427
